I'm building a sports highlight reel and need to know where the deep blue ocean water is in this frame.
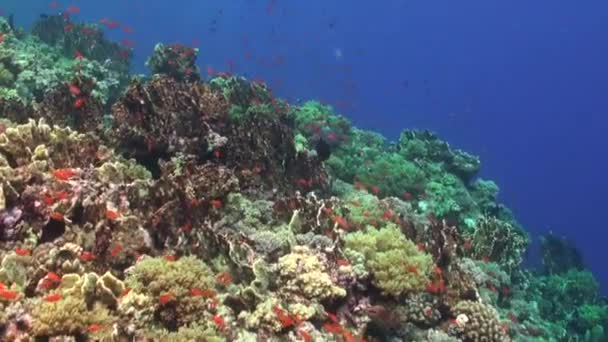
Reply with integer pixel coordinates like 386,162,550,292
3,0,607,292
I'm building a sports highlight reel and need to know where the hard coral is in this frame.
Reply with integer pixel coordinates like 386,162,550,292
146,43,200,81
344,224,433,296
277,246,346,300
450,300,510,342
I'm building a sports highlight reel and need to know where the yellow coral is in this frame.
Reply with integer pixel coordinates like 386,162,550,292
345,224,433,296
32,295,115,336
278,246,346,300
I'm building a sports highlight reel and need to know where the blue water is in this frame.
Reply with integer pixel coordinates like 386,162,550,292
4,0,607,291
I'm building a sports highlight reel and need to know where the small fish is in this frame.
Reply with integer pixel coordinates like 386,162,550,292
73,97,86,109
105,210,119,220
86,324,106,332
46,272,61,283
406,265,419,275
69,83,81,96
210,199,222,209
55,191,70,200
159,292,173,305
190,288,216,298
273,305,295,328
0,289,19,300
213,150,222,158
65,6,80,14
64,24,73,32
50,212,64,221
121,288,131,297
163,255,177,262
216,272,232,286
79,251,96,261
74,50,84,60
332,216,349,230
53,168,77,181
15,248,31,256
110,244,123,257
371,186,381,195
212,315,226,331
121,25,133,33
49,2,59,8
0,282,5,290
299,329,313,342
336,259,350,267
323,322,344,334
45,293,62,302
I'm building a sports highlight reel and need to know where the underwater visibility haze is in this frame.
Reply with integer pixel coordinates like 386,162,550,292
0,0,606,341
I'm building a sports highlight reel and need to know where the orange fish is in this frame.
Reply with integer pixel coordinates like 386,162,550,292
80,251,96,261
159,292,173,305
210,200,222,209
53,168,77,181
406,265,419,275
121,288,131,297
45,293,62,302
15,248,31,256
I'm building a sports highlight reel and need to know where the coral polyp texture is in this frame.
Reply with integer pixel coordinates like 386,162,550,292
0,14,605,342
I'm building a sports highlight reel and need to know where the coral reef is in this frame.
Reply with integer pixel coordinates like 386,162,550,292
0,14,604,342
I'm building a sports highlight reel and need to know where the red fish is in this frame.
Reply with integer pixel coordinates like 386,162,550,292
80,251,96,261
64,24,73,32
332,216,349,230
0,289,19,300
110,245,122,257
65,6,80,14
49,2,59,8
73,97,86,109
216,272,232,286
159,292,173,305
105,210,119,220
212,315,226,331
163,255,177,262
122,25,133,33
190,288,216,298
86,324,106,332
55,191,70,200
74,50,84,60
53,168,77,181
45,293,62,302
50,212,64,221
210,200,222,209
273,305,295,328
15,248,30,256
121,38,136,47
69,83,81,96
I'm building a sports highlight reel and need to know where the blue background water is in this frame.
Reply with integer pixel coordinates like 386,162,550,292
3,0,607,291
